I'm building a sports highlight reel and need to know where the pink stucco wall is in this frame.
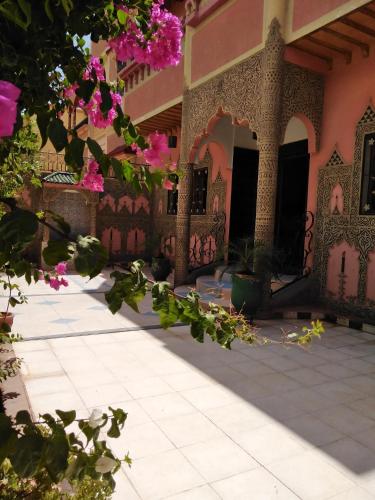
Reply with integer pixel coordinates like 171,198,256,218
327,242,360,299
124,61,183,121
191,0,263,83
367,251,375,302
306,52,375,300
292,0,352,31
306,53,375,223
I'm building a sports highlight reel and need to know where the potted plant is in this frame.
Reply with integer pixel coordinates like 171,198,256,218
225,239,275,317
0,273,27,333
147,234,172,281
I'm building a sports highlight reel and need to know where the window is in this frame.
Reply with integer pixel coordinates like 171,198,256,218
191,167,208,215
361,132,375,214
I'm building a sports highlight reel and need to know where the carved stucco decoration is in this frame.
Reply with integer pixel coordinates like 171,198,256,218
315,106,375,312
175,18,324,284
280,63,324,148
351,105,375,228
97,178,151,258
182,43,323,160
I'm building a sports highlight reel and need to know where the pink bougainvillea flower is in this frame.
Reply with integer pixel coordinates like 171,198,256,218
80,159,104,192
0,80,21,137
81,90,122,129
55,262,67,275
63,83,78,102
143,1,183,70
48,277,60,290
83,56,106,82
131,142,142,155
59,277,69,288
163,178,174,190
48,276,69,291
109,1,182,71
144,131,169,167
169,161,177,171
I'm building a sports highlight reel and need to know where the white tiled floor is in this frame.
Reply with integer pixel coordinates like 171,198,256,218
7,274,375,498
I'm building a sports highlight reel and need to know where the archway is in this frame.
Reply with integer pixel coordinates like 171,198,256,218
192,111,259,250
275,116,311,275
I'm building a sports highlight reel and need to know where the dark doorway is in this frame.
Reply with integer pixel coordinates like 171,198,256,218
229,147,259,245
274,139,309,275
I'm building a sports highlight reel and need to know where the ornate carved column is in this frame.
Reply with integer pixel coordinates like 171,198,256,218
174,91,194,286
254,18,285,252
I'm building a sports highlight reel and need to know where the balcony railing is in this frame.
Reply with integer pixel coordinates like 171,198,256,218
37,152,72,172
37,151,152,179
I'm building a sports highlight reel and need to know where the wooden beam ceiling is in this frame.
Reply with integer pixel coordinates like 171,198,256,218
289,1,375,69
321,27,370,57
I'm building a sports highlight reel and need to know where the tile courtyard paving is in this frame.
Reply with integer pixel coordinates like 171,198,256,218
4,272,375,499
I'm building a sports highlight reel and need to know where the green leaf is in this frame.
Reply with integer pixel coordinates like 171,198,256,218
48,118,68,152
122,160,134,183
0,209,39,251
107,419,120,438
64,137,85,171
110,157,124,180
75,79,95,104
56,409,76,428
15,410,32,425
191,320,205,343
105,263,147,314
0,413,18,464
117,9,127,25
75,235,108,279
45,210,71,236
99,82,113,116
36,110,51,148
127,122,137,139
11,434,45,477
87,137,104,162
44,428,69,481
17,0,31,27
0,1,29,29
44,0,53,21
42,239,75,266
61,0,73,15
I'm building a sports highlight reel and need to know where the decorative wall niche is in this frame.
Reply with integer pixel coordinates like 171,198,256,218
101,227,121,255
326,241,359,300
127,228,145,254
329,183,344,215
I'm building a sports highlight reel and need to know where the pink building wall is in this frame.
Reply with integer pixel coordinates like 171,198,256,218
305,52,375,222
327,242,360,300
125,61,183,121
292,0,353,31
191,0,263,83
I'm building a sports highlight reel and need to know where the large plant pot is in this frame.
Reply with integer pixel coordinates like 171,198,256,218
151,257,171,281
0,312,14,332
231,274,263,316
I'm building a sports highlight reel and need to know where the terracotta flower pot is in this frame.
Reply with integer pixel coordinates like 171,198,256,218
0,312,14,332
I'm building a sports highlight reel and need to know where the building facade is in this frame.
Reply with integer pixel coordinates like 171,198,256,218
27,0,375,320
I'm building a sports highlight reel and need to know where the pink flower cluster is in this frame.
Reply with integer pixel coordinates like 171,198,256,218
63,58,121,129
63,82,78,102
40,262,69,291
80,160,104,192
0,80,21,137
109,1,182,71
143,131,169,167
80,90,122,129
83,56,106,82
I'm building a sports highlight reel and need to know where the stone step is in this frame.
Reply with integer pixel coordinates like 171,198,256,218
196,275,232,300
